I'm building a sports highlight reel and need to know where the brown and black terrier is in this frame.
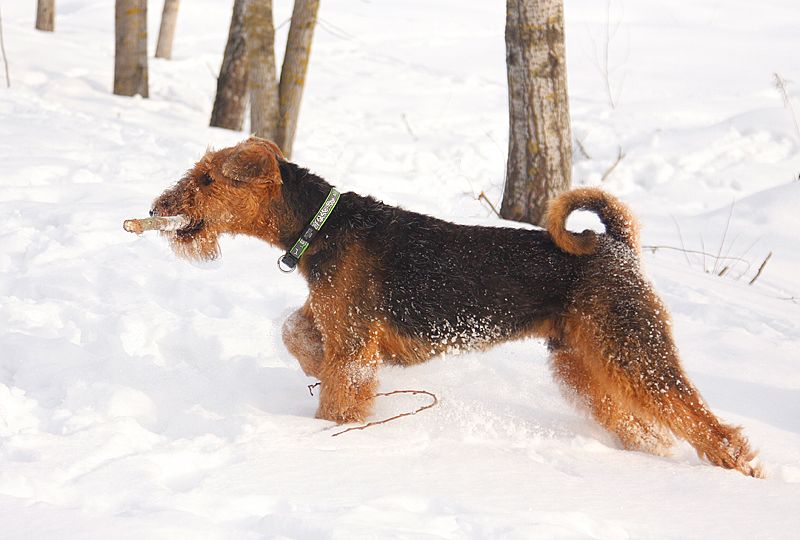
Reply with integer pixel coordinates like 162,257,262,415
148,137,761,477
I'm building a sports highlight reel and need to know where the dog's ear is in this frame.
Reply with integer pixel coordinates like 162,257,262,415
221,138,283,184
247,136,285,159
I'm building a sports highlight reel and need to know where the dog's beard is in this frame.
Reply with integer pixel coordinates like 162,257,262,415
163,228,221,262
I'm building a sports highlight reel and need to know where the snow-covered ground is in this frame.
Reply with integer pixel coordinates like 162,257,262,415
1,0,799,537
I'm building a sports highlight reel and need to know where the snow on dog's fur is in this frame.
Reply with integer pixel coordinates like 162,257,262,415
151,137,762,477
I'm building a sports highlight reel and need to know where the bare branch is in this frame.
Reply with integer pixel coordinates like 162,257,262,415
123,215,189,234
331,389,439,437
479,191,502,219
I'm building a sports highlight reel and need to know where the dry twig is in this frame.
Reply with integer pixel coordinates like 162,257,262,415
575,137,592,160
123,215,189,234
478,191,501,218
331,389,439,437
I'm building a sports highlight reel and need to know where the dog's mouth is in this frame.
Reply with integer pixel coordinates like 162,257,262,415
175,218,205,238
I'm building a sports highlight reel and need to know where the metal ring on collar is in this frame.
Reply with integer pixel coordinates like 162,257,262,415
277,255,296,273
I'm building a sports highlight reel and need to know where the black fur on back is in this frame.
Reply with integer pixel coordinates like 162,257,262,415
277,160,584,346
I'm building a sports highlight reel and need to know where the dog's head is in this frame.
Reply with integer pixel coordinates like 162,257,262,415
151,137,285,261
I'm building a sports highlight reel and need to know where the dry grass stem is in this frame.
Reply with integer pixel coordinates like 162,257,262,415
642,245,752,273
748,252,772,286
0,7,9,88
600,146,626,182
774,73,800,139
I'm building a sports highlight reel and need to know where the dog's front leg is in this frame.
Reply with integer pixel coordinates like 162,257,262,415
282,303,324,378
315,331,380,424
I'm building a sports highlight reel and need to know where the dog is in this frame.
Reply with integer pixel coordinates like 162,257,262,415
149,136,761,477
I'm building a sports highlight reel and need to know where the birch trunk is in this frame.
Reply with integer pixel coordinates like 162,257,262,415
246,0,279,141
500,0,572,226
155,0,180,60
210,0,249,130
276,0,320,158
114,0,149,98
35,0,55,32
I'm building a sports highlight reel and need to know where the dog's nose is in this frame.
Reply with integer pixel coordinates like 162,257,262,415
149,208,156,217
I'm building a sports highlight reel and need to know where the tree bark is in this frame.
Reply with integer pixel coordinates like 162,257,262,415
500,0,572,226
35,0,55,32
210,0,249,130
276,0,320,158
114,0,149,98
155,0,180,60
246,0,279,141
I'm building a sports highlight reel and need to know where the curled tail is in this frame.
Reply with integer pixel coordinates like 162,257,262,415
545,187,640,256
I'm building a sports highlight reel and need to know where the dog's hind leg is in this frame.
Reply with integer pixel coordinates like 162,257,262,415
595,333,762,477
282,303,324,378
550,347,674,455
559,312,762,477
650,384,763,477
608,355,762,477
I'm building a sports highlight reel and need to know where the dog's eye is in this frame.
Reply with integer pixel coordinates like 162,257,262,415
199,173,213,186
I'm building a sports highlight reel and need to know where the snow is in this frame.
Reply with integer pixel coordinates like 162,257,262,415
1,0,799,538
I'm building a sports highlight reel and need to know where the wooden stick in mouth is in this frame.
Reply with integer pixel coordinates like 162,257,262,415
123,215,190,235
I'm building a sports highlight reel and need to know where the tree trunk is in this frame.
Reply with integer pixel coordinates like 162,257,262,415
246,0,279,141
210,0,249,131
500,0,572,226
276,0,320,158
35,0,55,32
155,0,180,60
114,0,148,98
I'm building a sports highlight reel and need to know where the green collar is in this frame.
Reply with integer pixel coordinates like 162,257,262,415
278,187,341,273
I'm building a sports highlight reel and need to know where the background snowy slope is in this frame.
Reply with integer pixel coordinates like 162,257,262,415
1,0,799,538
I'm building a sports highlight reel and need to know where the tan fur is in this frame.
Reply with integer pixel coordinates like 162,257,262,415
546,187,640,255
305,245,383,422
550,282,763,477
150,138,762,477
